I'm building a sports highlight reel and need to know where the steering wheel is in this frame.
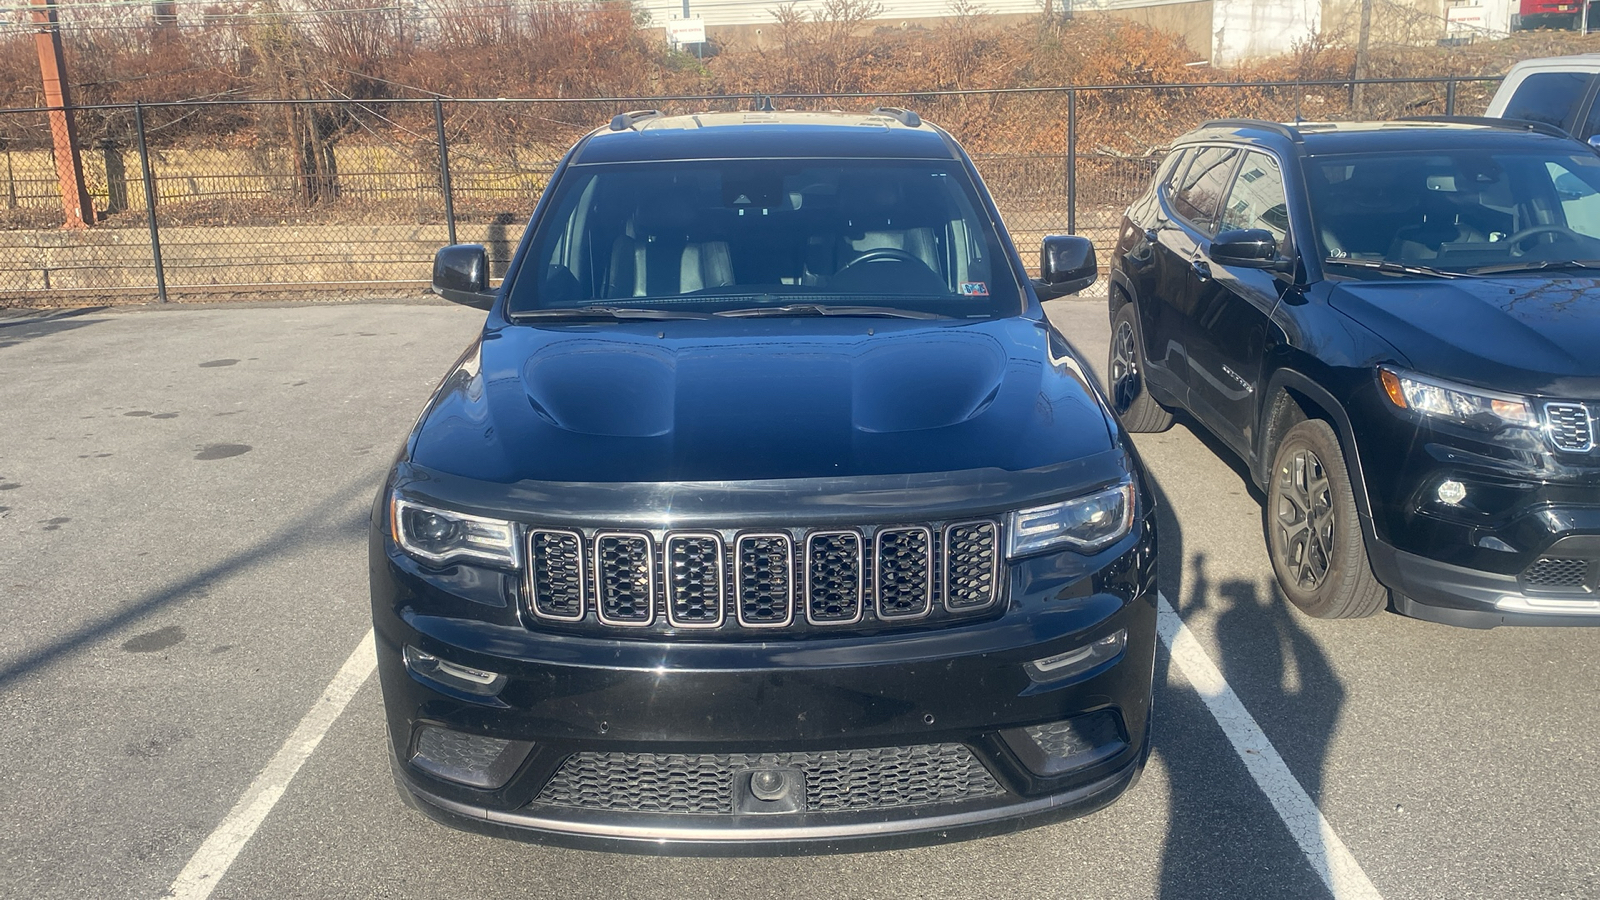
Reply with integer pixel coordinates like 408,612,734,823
837,247,923,272
1506,224,1585,251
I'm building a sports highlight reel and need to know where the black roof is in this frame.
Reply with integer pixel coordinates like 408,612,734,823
571,111,959,164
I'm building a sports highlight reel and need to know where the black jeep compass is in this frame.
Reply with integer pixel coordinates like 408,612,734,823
369,108,1157,852
1108,117,1600,627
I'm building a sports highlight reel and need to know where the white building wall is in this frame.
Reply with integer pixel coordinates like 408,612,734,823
1210,0,1318,65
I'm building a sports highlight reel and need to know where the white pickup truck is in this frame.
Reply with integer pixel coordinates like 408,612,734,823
1486,54,1600,146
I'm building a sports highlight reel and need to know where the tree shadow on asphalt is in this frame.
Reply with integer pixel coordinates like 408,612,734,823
0,307,108,349
0,471,378,690
1144,467,1346,898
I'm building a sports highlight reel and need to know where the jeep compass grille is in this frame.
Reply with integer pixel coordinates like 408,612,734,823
1523,557,1593,592
523,521,1002,635
533,744,1003,814
1544,402,1595,453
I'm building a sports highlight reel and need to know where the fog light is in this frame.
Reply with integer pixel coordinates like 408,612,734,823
1026,629,1126,683
409,725,533,789
404,645,506,697
1001,710,1128,777
1436,479,1467,506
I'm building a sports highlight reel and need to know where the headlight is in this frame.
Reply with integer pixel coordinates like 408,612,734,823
1006,481,1135,558
390,494,518,568
1378,366,1535,429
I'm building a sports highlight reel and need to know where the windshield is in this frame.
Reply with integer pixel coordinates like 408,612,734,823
1307,148,1600,275
505,159,1021,317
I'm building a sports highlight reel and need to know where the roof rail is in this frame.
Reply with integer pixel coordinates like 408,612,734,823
872,106,922,128
609,109,664,132
1199,118,1304,142
1398,115,1571,139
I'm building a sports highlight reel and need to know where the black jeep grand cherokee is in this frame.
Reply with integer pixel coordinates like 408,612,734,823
370,109,1157,853
1109,118,1600,627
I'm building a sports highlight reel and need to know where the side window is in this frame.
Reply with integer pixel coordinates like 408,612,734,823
1220,151,1290,243
1544,159,1600,239
1158,150,1188,191
1502,71,1593,131
1171,146,1240,234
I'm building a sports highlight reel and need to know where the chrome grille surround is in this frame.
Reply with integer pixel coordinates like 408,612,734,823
526,528,587,622
664,533,726,628
517,521,1003,634
805,530,866,626
1544,402,1595,453
943,520,1002,612
874,526,934,621
594,531,656,627
734,532,795,629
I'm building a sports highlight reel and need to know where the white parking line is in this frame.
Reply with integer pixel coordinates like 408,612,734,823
163,629,377,900
1157,593,1384,900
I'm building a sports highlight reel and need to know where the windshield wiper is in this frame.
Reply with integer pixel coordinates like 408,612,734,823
512,305,709,321
1323,258,1465,279
713,304,949,320
1464,259,1600,275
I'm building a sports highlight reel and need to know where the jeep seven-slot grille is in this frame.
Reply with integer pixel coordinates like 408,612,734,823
524,522,1002,634
533,744,1003,814
1544,403,1596,453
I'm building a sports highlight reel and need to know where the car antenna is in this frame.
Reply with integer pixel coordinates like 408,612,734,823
753,94,776,112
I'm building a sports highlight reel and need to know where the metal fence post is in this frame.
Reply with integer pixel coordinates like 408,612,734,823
1446,79,1458,117
133,102,167,303
1066,89,1077,236
434,97,457,246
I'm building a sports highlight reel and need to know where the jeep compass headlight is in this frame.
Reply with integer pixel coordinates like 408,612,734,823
390,494,519,568
1007,481,1135,558
1378,366,1535,429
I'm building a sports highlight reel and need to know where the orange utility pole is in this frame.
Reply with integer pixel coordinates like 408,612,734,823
32,0,95,228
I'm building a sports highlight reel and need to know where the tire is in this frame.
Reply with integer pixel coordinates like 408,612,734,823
1263,419,1387,619
1107,301,1174,433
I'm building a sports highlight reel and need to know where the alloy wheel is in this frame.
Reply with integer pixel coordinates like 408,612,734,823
1110,319,1141,412
1274,446,1336,590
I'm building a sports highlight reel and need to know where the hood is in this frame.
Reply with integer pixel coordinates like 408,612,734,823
1328,276,1600,397
408,316,1115,484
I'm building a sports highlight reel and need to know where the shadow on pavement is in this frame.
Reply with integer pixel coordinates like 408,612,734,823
0,307,109,349
0,472,377,690
1144,464,1346,898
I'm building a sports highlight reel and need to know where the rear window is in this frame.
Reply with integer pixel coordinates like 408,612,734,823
1502,71,1592,131
1169,146,1240,233
506,159,1021,318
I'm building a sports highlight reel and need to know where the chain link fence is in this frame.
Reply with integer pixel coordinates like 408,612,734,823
0,77,1498,303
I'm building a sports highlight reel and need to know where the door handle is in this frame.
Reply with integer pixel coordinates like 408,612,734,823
1191,259,1212,281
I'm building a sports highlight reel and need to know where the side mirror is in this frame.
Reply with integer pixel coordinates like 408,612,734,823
1211,228,1289,271
1034,235,1097,300
1588,134,1600,153
432,244,494,309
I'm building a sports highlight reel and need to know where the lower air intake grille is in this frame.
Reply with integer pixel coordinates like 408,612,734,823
1523,557,1592,592
534,745,1003,814
1545,403,1595,453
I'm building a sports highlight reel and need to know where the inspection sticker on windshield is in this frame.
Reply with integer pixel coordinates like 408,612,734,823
960,282,989,296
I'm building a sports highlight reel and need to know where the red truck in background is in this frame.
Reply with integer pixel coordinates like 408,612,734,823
1517,0,1590,30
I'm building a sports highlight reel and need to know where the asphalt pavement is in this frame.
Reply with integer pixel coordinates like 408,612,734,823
0,297,1595,900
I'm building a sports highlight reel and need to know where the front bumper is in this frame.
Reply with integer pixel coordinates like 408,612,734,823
370,506,1158,853
1369,532,1600,628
